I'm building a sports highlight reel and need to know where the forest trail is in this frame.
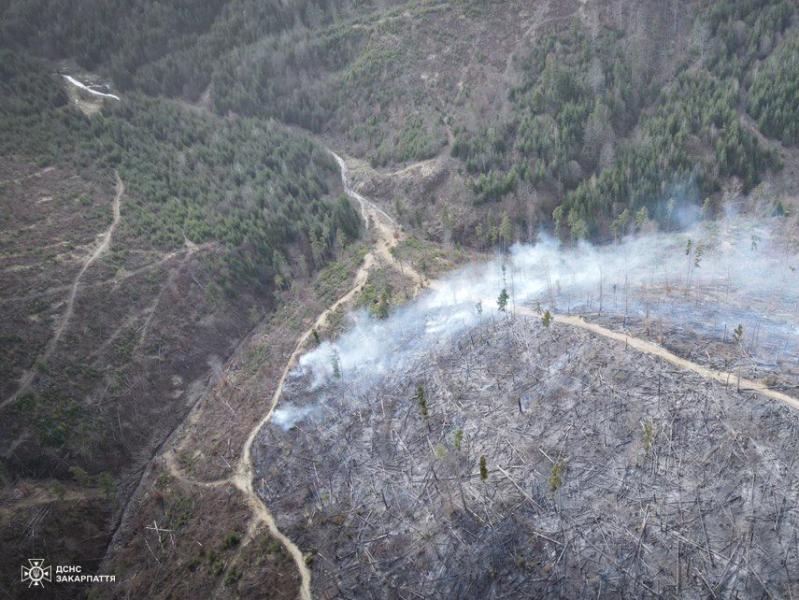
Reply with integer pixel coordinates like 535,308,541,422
516,307,799,411
0,172,124,412
62,74,121,101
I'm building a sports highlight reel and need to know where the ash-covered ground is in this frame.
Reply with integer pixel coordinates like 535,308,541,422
531,216,799,391
253,315,799,599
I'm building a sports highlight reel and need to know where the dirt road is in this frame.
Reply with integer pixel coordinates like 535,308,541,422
159,150,426,599
219,150,433,598
0,171,124,412
516,307,799,411
226,150,433,598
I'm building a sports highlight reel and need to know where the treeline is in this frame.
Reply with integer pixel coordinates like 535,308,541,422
0,50,361,300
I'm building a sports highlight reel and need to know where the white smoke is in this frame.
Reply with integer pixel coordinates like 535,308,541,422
272,404,317,431
276,214,798,429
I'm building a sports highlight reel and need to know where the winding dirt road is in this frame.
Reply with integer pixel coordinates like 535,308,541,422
329,152,425,290
228,150,426,597
161,150,426,600
543,311,799,411
153,151,799,599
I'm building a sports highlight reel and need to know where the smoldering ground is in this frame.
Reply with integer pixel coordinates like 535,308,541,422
256,281,799,599
255,202,799,599
273,212,799,431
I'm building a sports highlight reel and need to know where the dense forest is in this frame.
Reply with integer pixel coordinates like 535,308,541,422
208,3,448,166
0,0,448,165
454,25,642,203
0,0,395,97
1,0,797,244
453,0,794,240
749,30,799,145
556,69,777,239
0,0,402,120
0,50,360,299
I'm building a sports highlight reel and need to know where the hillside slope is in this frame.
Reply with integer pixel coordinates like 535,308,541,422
257,313,799,598
4,0,797,243
0,52,364,598
1,0,799,598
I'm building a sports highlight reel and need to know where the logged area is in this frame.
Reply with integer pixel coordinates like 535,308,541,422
259,314,799,598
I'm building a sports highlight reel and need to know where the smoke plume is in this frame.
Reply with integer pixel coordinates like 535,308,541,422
274,214,798,430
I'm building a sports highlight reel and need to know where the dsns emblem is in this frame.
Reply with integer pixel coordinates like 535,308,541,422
21,559,52,588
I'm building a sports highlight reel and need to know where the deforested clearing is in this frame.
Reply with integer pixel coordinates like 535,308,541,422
255,313,799,598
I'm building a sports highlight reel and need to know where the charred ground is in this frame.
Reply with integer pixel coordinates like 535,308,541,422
255,313,799,598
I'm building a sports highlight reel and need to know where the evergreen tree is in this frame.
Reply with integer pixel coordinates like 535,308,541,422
497,288,509,312
416,384,428,419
